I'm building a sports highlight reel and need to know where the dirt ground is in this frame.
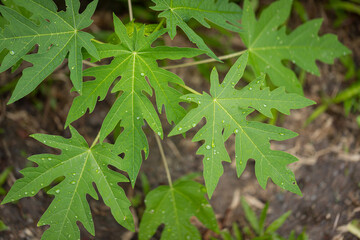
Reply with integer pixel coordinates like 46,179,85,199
0,1,359,240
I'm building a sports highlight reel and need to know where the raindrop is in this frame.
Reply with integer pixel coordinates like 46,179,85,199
71,66,75,70
72,173,76,176
136,117,140,120
141,73,145,76
70,181,76,185
279,133,285,136
123,216,127,220
157,132,161,136
234,129,239,133
263,104,267,107
9,50,15,55
55,189,60,193
197,101,201,105
205,145,211,150
192,123,196,127
178,127,182,131
206,157,210,161
31,191,35,194
150,209,154,214
48,158,52,160
211,142,215,148
24,192,28,195
162,210,165,214
249,87,253,91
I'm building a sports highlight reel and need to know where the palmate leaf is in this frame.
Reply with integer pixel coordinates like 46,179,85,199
169,52,315,197
0,0,99,104
240,0,351,94
66,15,204,186
139,180,219,240
1,126,134,239
151,0,242,59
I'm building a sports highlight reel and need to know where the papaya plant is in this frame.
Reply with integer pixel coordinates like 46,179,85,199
0,0,351,239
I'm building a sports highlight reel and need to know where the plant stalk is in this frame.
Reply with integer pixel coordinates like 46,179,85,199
154,133,173,188
90,132,101,148
153,18,166,33
163,50,247,70
128,0,133,21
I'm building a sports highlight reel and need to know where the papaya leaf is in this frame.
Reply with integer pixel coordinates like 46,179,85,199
0,0,99,104
240,0,351,94
1,126,134,240
151,0,242,59
169,52,315,197
139,180,219,240
66,15,204,186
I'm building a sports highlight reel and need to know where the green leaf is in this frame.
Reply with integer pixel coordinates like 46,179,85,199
151,0,242,59
240,0,351,94
241,197,259,234
169,52,315,197
258,202,269,235
0,0,99,104
0,219,8,232
265,211,291,234
139,180,219,240
1,126,134,239
66,16,204,185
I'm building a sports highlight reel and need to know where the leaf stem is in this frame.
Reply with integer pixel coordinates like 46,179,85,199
163,50,247,70
178,83,201,95
152,18,166,33
154,133,173,188
128,0,133,21
83,60,98,68
90,132,101,148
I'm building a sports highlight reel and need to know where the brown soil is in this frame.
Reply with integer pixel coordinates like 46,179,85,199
0,1,359,240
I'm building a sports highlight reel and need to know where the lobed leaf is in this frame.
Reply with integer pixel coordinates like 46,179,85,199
66,15,204,186
139,180,219,240
0,0,99,103
2,126,134,239
151,0,242,59
240,0,351,94
170,52,315,197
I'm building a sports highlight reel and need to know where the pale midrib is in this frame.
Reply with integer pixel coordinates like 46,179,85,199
170,189,181,235
1,31,74,41
250,45,327,51
209,102,216,188
172,6,239,15
131,54,136,181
